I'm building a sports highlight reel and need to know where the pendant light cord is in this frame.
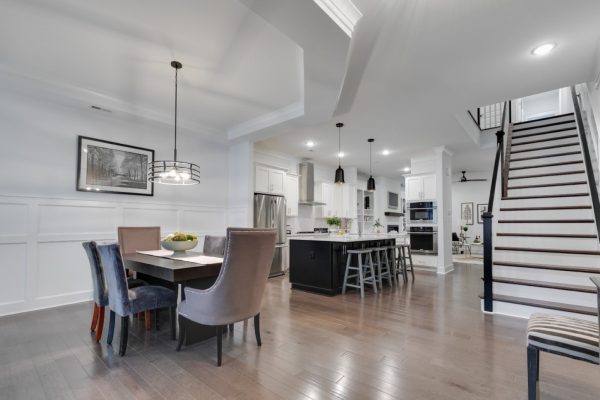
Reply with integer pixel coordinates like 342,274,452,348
369,141,372,174
174,66,178,162
338,125,341,167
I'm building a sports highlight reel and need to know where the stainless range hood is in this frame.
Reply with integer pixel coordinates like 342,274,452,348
298,162,326,206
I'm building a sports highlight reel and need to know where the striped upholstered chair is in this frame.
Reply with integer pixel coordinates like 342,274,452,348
526,277,600,399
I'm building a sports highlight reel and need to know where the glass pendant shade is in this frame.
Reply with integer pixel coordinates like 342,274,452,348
367,138,375,191
367,175,376,191
334,122,345,184
147,61,200,185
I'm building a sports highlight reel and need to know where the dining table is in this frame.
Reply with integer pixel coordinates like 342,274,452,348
123,250,223,345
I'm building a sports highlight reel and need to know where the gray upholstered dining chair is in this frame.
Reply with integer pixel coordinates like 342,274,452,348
177,228,277,366
526,277,600,399
82,241,147,342
97,243,178,356
203,235,226,256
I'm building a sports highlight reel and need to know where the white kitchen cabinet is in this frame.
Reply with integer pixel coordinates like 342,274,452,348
255,165,285,195
315,182,335,218
285,174,299,216
315,182,356,219
337,184,356,218
405,175,436,201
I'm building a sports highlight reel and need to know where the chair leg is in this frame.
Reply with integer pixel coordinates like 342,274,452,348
228,323,234,333
90,304,99,333
376,251,383,289
176,315,186,351
358,254,365,298
216,326,223,366
107,310,116,345
406,246,415,281
527,345,539,400
119,316,129,356
144,311,152,331
254,313,262,346
342,253,351,294
367,253,378,294
95,306,105,342
169,307,176,340
155,309,160,331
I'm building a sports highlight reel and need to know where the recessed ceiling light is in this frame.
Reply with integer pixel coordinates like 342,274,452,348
306,140,315,148
531,42,556,56
338,152,345,158
382,149,390,156
403,167,410,172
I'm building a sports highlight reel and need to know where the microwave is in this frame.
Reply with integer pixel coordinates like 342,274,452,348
407,201,437,224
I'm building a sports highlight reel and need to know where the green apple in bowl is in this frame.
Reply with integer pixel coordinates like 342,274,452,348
161,232,198,257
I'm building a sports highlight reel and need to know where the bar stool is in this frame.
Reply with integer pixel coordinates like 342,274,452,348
394,244,414,282
372,247,394,289
342,249,378,297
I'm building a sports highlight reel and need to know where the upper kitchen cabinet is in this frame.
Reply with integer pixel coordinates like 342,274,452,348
285,174,299,216
315,182,356,218
255,165,285,195
405,174,436,201
315,182,336,218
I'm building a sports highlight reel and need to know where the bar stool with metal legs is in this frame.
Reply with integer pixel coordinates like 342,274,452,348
342,249,378,297
372,247,394,289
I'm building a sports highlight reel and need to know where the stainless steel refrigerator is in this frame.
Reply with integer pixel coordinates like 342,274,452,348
253,193,287,277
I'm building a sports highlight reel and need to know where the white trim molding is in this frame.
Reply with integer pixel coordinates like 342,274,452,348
313,0,363,37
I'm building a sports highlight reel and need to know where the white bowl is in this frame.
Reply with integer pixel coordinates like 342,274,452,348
161,239,198,256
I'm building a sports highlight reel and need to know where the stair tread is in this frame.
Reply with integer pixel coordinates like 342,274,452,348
493,260,600,273
502,193,589,200
495,245,600,255
510,134,579,147
513,113,574,126
479,293,598,316
490,277,597,293
508,181,587,190
511,150,581,162
497,232,597,238
513,120,576,132
512,127,577,140
509,160,583,171
498,219,594,223
510,142,580,154
508,171,585,180
499,206,591,211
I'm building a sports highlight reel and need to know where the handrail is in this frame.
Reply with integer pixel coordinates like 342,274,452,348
482,100,508,312
570,86,600,244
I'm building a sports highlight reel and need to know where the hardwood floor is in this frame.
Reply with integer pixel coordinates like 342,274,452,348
1,264,598,399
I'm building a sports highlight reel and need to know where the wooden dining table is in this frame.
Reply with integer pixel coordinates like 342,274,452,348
123,251,223,345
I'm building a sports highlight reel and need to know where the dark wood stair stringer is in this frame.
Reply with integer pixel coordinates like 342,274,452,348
493,260,600,274
478,293,598,316
488,277,597,293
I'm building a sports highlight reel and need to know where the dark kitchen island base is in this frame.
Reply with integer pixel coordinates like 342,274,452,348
288,237,397,296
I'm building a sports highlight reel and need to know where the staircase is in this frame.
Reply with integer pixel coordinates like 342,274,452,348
484,112,600,320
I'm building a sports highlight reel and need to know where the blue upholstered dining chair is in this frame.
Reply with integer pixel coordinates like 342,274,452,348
526,277,600,399
177,228,277,366
82,241,147,342
96,243,178,356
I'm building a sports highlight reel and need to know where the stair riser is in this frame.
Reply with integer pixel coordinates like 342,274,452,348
493,250,600,267
499,209,594,220
512,122,576,137
513,115,575,129
493,265,600,286
493,282,597,307
496,222,596,235
509,164,585,177
499,196,591,208
510,136,580,150
508,184,588,196
512,127,577,142
510,144,580,160
484,300,597,321
507,173,587,187
495,235,600,251
510,153,582,169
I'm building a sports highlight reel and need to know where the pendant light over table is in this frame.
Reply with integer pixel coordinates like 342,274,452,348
147,61,200,185
334,122,345,184
367,138,376,191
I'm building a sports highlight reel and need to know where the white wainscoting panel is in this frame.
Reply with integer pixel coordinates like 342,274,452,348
0,195,227,316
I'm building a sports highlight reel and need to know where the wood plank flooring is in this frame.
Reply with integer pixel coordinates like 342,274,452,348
1,264,598,399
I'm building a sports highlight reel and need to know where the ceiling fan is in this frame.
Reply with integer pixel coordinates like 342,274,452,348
457,171,487,183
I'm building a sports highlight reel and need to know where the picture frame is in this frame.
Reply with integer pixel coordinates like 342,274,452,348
461,202,474,225
77,136,154,196
477,204,488,224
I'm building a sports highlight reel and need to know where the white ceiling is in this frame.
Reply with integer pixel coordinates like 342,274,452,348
258,0,600,176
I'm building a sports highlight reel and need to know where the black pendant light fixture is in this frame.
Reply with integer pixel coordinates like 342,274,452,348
334,122,345,184
367,138,376,191
148,61,200,185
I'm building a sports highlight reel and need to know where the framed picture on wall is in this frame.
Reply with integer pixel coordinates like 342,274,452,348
461,202,474,225
477,204,488,224
77,136,154,196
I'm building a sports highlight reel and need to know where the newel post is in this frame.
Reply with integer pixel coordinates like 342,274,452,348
482,211,494,312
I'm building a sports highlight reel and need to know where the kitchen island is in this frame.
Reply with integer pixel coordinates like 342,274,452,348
289,234,406,295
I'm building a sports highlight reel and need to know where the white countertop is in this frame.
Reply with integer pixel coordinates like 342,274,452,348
289,233,407,242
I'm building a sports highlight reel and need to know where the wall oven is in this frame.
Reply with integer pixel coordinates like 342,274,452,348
407,201,437,224
408,226,438,254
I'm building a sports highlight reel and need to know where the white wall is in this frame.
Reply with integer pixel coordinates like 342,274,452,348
451,173,490,240
0,90,230,316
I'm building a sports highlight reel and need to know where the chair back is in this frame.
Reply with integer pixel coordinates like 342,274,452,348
117,226,161,255
82,241,108,306
452,232,460,242
204,228,276,322
97,243,131,316
203,235,226,256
